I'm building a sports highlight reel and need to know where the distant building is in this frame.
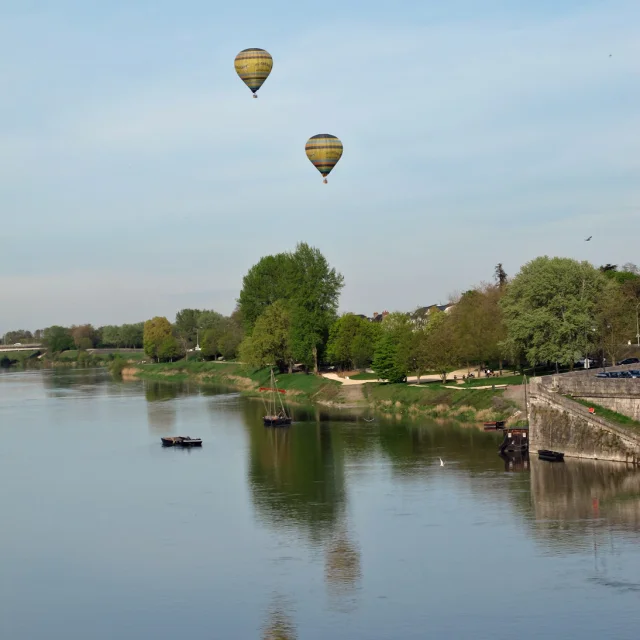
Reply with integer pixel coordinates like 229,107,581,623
410,303,456,329
371,310,389,323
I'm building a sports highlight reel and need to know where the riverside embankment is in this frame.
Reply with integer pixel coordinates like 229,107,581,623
122,361,518,422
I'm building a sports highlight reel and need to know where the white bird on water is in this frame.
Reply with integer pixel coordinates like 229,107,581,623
439,457,445,467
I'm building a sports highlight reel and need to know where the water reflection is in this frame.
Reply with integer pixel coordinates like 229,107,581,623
529,457,640,547
41,367,110,397
144,381,179,433
247,421,347,542
4,369,640,639
324,526,362,612
500,452,530,473
261,596,297,640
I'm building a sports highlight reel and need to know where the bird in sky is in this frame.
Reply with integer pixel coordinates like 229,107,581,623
585,236,592,241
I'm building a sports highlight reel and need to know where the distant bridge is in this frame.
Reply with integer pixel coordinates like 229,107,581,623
0,344,42,352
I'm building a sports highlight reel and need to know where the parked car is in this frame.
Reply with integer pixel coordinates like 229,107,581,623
618,358,640,365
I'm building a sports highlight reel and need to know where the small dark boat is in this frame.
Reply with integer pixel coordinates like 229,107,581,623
263,415,293,427
161,436,202,447
180,438,202,446
484,420,506,431
538,449,564,462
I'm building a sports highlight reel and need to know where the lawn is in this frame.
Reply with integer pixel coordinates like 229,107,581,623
457,375,526,387
349,372,380,381
366,382,506,412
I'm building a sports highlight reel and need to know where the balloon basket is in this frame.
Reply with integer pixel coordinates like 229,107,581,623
323,178,328,184
253,94,258,99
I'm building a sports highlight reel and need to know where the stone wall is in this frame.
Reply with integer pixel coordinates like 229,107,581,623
537,366,640,421
528,381,640,464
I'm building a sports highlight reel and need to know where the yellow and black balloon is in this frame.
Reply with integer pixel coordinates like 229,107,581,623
234,48,273,98
305,134,343,184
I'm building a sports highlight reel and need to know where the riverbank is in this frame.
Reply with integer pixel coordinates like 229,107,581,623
123,361,518,422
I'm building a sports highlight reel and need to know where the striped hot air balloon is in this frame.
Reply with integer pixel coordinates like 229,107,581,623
234,48,273,98
305,134,343,183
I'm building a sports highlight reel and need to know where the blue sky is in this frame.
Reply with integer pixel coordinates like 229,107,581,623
1,0,639,332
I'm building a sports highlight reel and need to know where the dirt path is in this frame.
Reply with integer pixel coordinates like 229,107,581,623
322,368,517,386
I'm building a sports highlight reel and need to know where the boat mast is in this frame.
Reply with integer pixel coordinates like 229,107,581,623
270,368,276,416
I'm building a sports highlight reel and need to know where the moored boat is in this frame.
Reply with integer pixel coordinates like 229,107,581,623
260,369,292,427
538,449,564,462
161,436,202,447
180,438,202,446
263,415,293,427
499,428,529,454
483,420,506,431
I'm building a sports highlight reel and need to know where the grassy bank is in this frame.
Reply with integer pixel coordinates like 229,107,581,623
125,361,516,421
363,382,513,421
570,397,640,430
128,361,343,405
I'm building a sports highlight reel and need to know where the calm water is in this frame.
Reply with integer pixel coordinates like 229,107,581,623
2,369,640,639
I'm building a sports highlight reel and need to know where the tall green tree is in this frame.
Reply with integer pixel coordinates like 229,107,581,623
371,313,413,383
372,333,407,383
597,280,637,364
120,323,144,348
500,257,607,368
237,253,294,332
327,314,380,371
157,335,180,362
287,243,344,373
450,284,506,373
100,325,122,347
239,301,293,372
175,308,202,347
70,324,97,350
3,330,34,344
494,263,508,289
43,326,74,353
238,243,343,373
423,310,460,383
143,317,174,361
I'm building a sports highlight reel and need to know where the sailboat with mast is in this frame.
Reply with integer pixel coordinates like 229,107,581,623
260,369,292,427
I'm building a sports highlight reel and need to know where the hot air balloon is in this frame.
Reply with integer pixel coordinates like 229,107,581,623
234,48,273,98
305,134,343,183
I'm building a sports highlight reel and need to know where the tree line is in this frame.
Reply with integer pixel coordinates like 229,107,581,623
234,248,640,381
5,248,639,376
1,323,146,352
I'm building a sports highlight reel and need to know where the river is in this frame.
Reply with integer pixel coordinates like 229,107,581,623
1,368,640,639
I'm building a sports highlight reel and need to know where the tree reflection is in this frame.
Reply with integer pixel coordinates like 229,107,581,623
247,420,347,543
324,526,362,612
144,381,179,433
261,598,297,640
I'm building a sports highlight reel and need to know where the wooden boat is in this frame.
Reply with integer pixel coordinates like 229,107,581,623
263,415,293,427
261,369,292,427
161,436,202,447
499,428,529,454
180,438,202,446
538,449,564,462
484,420,506,431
